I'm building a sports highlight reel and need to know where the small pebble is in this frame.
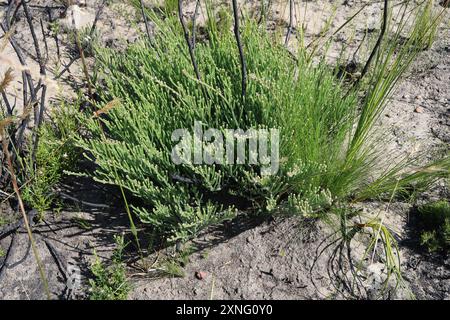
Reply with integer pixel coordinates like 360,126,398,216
414,106,424,113
195,271,206,280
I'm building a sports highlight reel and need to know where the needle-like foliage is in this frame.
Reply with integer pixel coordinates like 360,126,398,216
73,1,449,242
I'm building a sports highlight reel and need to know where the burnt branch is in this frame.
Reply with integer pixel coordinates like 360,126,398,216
232,0,247,97
89,0,107,37
284,0,294,46
22,0,49,166
191,0,200,49
22,0,47,128
178,0,201,80
139,0,153,46
357,0,389,85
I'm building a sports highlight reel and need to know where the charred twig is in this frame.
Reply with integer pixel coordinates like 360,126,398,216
0,210,38,240
356,0,389,86
40,19,49,65
22,0,47,125
46,7,61,61
0,233,16,282
191,0,200,49
54,56,77,80
1,91,13,115
44,239,68,282
22,0,49,167
178,0,201,80
139,0,153,46
0,23,37,103
231,0,247,97
284,0,294,46
89,0,107,37
1,4,37,155
4,0,22,29
15,72,30,151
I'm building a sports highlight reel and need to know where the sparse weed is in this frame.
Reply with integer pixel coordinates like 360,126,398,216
20,102,80,216
89,235,130,300
71,216,92,230
158,244,196,277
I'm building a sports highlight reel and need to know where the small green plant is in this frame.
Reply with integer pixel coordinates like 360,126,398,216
71,216,92,230
160,259,185,277
20,101,80,216
0,246,5,258
0,216,10,227
89,235,130,300
158,244,196,277
417,200,450,253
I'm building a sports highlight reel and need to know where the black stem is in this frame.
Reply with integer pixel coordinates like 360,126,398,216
357,0,389,85
178,0,201,80
139,0,153,45
191,0,201,49
284,0,294,46
232,0,247,97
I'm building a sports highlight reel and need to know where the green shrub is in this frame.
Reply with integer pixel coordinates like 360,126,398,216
89,235,130,300
417,200,450,253
74,3,449,243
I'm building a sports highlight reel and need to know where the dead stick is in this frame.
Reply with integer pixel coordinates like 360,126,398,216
178,0,201,80
284,0,294,46
139,0,153,46
22,0,46,125
357,0,389,85
232,0,247,97
191,0,200,49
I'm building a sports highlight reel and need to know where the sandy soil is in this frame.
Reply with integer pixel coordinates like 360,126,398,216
0,0,449,300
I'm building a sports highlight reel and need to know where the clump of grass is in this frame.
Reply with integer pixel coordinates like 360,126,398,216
416,200,450,253
89,235,130,300
163,0,178,14
72,1,448,247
